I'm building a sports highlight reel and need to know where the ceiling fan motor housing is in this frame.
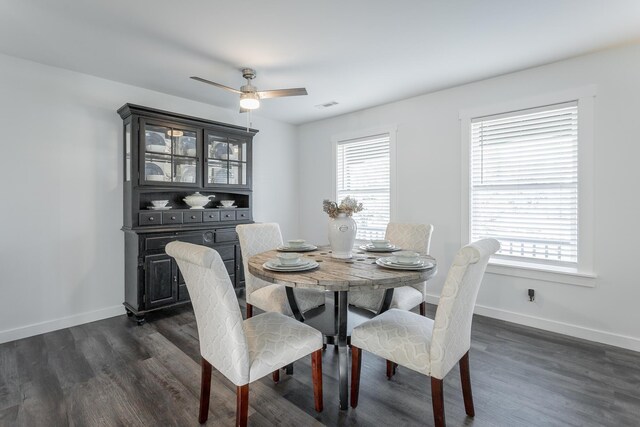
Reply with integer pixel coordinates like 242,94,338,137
241,68,256,81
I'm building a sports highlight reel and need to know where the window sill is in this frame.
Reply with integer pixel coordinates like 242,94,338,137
486,259,596,288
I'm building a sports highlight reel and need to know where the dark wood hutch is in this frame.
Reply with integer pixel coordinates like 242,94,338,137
118,104,257,324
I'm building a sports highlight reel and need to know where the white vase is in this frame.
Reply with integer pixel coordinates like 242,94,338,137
328,213,357,258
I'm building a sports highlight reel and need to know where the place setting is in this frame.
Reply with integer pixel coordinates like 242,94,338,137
217,199,237,208
375,250,435,271
359,239,401,253
263,252,319,272
147,200,172,210
277,239,318,252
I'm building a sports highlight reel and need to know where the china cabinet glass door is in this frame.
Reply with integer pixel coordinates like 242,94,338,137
204,132,250,188
140,120,201,186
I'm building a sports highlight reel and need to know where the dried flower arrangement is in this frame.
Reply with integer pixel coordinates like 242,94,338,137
322,196,364,219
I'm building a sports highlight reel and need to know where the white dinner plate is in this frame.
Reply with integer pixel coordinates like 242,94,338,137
388,256,422,265
263,259,319,272
359,244,401,252
266,258,313,269
277,244,318,252
376,257,435,271
379,256,431,266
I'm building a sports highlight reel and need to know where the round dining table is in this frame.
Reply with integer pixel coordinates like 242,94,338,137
248,247,437,410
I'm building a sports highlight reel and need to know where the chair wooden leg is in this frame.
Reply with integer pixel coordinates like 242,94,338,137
272,369,280,383
350,346,362,408
199,358,212,424
311,349,324,412
419,301,427,316
246,303,253,319
236,384,249,427
459,351,475,417
386,360,397,380
431,377,445,427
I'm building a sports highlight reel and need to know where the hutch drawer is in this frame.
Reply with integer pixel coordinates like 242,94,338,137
215,229,238,243
139,212,162,226
220,210,236,221
184,211,203,223
236,209,251,221
203,211,221,222
162,212,183,225
145,232,204,251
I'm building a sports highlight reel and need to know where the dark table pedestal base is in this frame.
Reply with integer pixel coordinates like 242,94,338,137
285,288,394,410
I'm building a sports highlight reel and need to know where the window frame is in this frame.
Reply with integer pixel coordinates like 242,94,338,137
331,126,397,242
460,87,596,286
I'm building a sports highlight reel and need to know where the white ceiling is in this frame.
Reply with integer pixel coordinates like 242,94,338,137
1,1,640,124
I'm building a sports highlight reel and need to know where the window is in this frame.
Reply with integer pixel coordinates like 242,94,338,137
462,88,595,283
335,132,392,240
470,102,579,268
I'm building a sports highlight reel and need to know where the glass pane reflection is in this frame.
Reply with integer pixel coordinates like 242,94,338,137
145,126,170,154
208,160,227,184
175,158,197,183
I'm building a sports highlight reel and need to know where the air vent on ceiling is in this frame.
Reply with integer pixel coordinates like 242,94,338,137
315,101,339,109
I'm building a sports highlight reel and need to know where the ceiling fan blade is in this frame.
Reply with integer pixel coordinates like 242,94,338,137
190,76,242,94
257,88,308,99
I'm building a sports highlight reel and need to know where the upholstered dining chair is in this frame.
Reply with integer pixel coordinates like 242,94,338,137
349,223,434,315
236,223,325,318
350,238,499,427
166,241,324,426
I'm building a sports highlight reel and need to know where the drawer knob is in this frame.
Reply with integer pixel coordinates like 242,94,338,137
171,216,176,220
149,217,154,221
209,215,214,218
191,215,196,219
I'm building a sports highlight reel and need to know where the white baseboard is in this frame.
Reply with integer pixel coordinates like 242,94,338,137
0,305,125,345
425,294,640,353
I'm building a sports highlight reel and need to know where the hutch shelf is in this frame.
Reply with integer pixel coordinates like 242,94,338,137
118,104,257,324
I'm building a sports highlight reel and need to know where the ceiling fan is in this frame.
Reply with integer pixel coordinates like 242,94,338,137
191,68,308,112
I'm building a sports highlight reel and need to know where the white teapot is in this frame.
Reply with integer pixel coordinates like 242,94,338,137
183,192,215,209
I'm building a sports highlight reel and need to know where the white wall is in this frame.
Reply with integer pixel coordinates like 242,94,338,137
0,53,299,343
298,43,640,351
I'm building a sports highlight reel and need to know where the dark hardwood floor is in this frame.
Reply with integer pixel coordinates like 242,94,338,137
1,301,639,426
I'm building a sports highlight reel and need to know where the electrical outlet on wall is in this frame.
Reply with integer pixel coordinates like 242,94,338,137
528,289,535,302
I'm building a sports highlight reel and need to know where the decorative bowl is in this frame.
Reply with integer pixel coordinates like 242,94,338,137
394,251,421,264
151,200,169,208
183,192,215,209
277,253,301,266
220,200,236,207
371,239,391,248
288,239,306,248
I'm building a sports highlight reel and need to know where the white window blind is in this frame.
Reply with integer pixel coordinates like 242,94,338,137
336,133,390,240
470,101,578,266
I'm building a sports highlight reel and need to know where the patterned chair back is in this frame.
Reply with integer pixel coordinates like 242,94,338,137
236,223,284,297
385,223,434,254
428,238,499,379
166,241,251,385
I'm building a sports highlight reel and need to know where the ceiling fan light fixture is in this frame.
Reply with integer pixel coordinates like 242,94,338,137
239,92,260,110
191,68,307,114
